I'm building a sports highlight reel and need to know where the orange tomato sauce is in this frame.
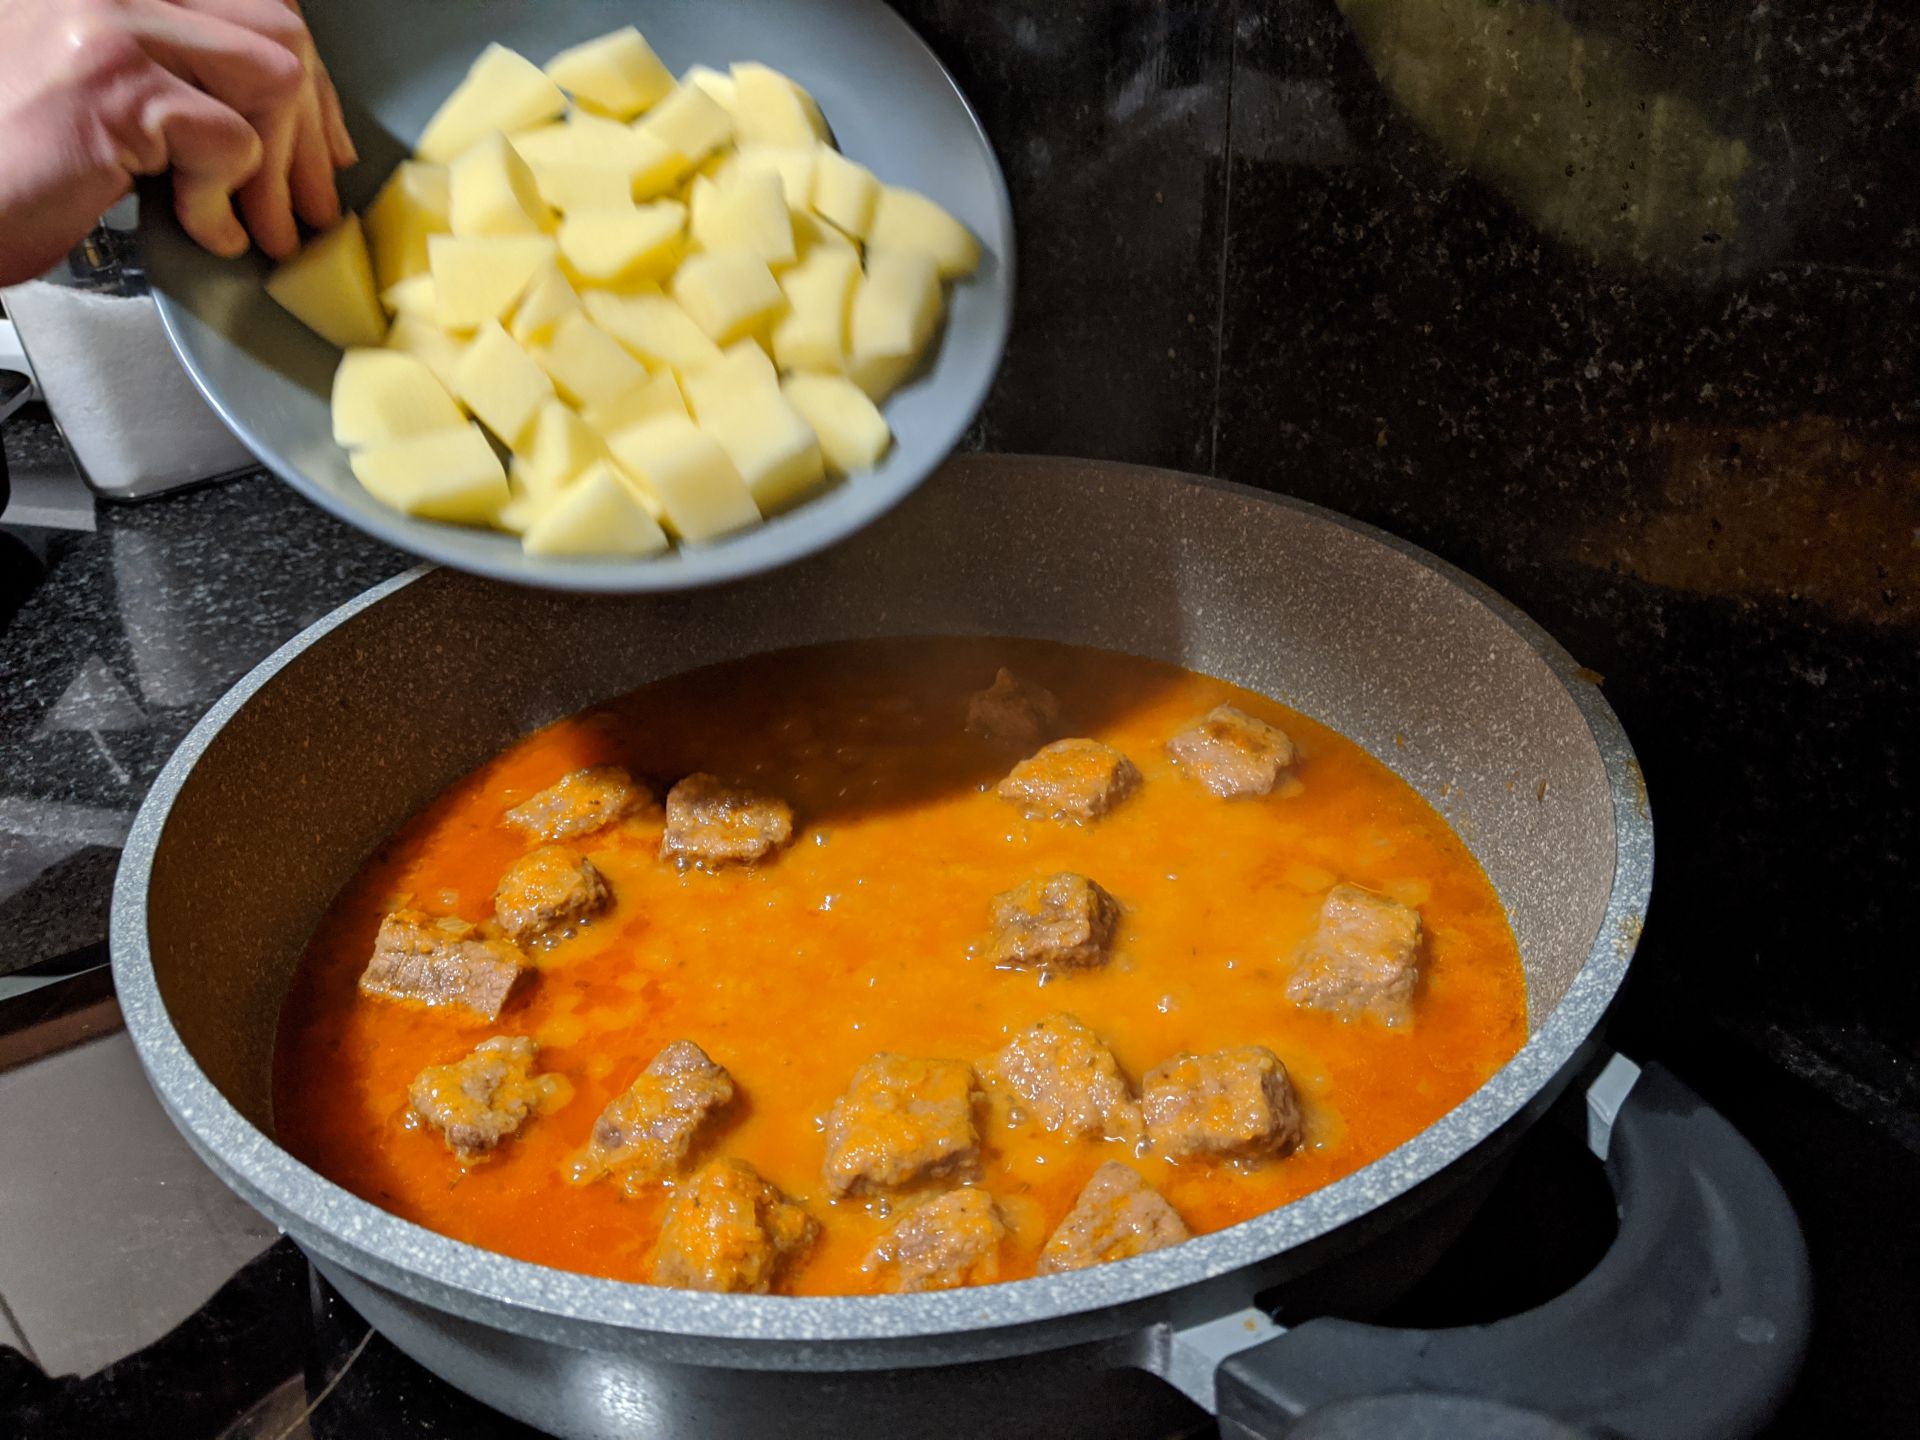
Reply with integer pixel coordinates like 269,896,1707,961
272,638,1527,1294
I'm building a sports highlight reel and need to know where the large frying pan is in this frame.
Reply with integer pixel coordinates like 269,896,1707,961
109,458,1807,1438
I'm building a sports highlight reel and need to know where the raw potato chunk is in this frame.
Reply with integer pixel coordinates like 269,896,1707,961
449,132,553,237
526,114,679,194
581,286,724,372
350,423,510,524
636,83,734,169
524,461,670,558
429,234,556,329
672,251,783,343
544,27,674,119
533,163,634,213
811,147,879,239
453,321,556,451
681,64,738,116
1036,1163,1191,1274
521,400,605,499
365,161,451,288
688,171,794,265
557,202,685,283
607,418,760,542
847,250,943,399
267,215,387,349
686,365,824,511
773,247,858,371
331,349,465,448
733,144,817,209
535,312,651,412
385,314,469,389
868,185,981,277
416,44,567,163
508,264,579,345
583,369,688,435
781,374,890,474
380,274,437,321
730,63,827,146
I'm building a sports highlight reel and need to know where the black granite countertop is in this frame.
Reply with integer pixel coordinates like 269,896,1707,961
2,0,1916,1429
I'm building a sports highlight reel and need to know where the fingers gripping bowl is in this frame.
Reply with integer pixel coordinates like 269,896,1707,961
144,0,1013,590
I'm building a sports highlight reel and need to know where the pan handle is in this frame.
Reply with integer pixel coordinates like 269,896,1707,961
1206,1056,1811,1440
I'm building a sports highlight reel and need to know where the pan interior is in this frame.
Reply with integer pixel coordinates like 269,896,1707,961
138,459,1624,1150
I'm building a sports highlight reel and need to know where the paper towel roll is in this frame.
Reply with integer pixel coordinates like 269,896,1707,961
1,281,259,498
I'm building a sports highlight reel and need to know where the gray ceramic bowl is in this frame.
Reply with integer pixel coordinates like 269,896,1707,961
144,0,1014,591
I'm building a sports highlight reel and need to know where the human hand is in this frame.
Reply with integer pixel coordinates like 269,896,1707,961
0,0,356,286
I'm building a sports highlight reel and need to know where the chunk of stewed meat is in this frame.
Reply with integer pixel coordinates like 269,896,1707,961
821,1055,983,1197
504,764,647,842
966,668,1060,751
651,1158,819,1294
996,739,1141,823
407,1036,568,1161
1036,1162,1192,1274
659,773,794,868
1142,1046,1304,1162
986,873,1122,975
358,909,527,1020
1287,884,1422,1026
493,845,610,946
571,1040,735,1189
1167,704,1298,799
991,1013,1142,1142
864,1187,1008,1292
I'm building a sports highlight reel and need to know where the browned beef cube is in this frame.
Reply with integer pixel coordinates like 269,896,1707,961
358,909,527,1020
407,1036,567,1161
986,873,1121,975
493,845,610,946
571,1040,735,1189
864,1188,1008,1292
1166,704,1298,798
990,1013,1141,1141
1036,1162,1192,1274
966,668,1060,751
996,739,1141,823
821,1054,983,1198
504,764,647,841
659,773,794,868
1287,884,1422,1025
650,1158,819,1294
1142,1046,1304,1162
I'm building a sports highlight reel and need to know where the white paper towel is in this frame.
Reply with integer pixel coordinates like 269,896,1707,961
0,281,258,497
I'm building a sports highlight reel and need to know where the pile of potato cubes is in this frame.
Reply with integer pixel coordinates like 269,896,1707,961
263,29,980,559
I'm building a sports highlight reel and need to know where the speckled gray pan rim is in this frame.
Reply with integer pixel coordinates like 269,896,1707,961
110,462,1653,1362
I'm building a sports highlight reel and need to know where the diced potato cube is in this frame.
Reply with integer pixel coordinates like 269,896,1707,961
688,170,794,266
606,417,760,542
449,131,553,237
580,286,724,372
385,314,469,389
671,251,783,343
380,273,438,321
365,162,451,289
452,320,556,451
331,349,466,448
266,215,387,349
508,264,578,345
772,247,858,372
687,370,825,512
350,422,510,523
557,201,685,283
681,65,738,117
535,312,651,412
506,122,574,167
416,45,567,164
680,341,778,418
523,460,670,556
849,248,942,379
495,489,549,536
734,144,817,210
730,63,827,147
428,234,557,329
522,399,607,499
810,147,878,240
544,27,674,120
532,163,634,213
581,369,687,434
782,373,891,473
635,83,734,170
538,113,679,196
790,208,857,261
867,186,980,277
